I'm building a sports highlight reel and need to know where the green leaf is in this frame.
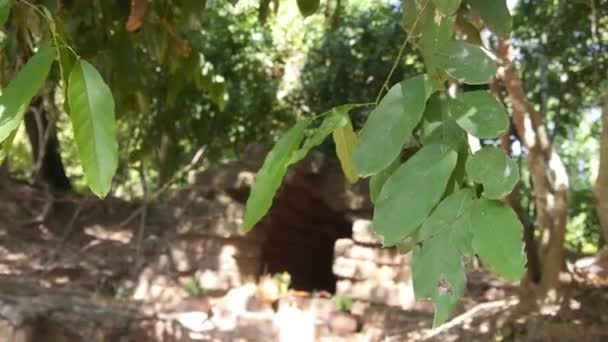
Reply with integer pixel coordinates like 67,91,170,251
296,0,319,17
413,229,466,327
333,117,359,184
0,125,17,165
402,0,435,36
58,45,76,113
419,189,474,241
243,120,309,231
419,188,475,257
470,199,526,280
0,43,55,143
369,157,400,204
373,143,458,246
354,74,433,177
450,208,475,257
449,91,509,139
466,146,519,199
0,0,11,26
421,93,466,151
291,104,360,164
432,0,461,15
419,12,454,71
433,41,497,84
469,0,511,39
397,234,419,255
455,14,482,45
67,59,118,197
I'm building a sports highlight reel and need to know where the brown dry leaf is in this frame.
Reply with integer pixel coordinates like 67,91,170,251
126,0,148,32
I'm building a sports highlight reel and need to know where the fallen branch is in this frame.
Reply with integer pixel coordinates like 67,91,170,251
384,297,519,341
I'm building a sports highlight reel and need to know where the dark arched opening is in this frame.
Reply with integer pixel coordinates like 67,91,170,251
259,173,352,293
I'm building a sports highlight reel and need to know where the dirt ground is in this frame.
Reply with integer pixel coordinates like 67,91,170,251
1,182,608,341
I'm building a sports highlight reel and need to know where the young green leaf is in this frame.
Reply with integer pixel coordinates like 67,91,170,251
449,91,509,139
290,104,360,164
419,188,475,257
413,231,466,327
433,41,497,84
0,0,12,26
466,146,519,199
455,15,482,45
354,74,433,177
297,0,319,17
397,234,419,255
470,199,526,281
243,120,309,231
373,143,458,246
67,59,118,197
431,0,461,16
58,44,77,113
421,93,467,151
333,117,359,184
0,43,55,143
369,157,401,204
469,0,512,39
418,189,474,241
419,12,454,71
0,125,17,165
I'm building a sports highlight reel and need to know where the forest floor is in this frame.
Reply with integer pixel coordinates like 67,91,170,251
1,184,608,341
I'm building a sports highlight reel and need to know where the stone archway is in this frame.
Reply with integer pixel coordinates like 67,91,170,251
259,172,353,292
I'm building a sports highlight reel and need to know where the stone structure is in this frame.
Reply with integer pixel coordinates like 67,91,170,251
0,146,422,341
333,220,416,310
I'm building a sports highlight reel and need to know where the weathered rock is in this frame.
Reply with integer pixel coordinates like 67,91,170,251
335,279,416,309
194,259,260,291
361,304,433,332
168,237,261,273
351,220,382,245
334,239,408,265
173,195,265,240
133,267,189,310
333,257,407,281
328,311,359,336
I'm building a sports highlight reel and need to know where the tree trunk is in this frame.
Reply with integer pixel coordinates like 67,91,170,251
498,40,570,301
595,89,608,246
24,94,72,192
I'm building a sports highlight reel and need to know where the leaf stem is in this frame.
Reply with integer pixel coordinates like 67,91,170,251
310,102,375,121
18,0,79,84
375,0,431,104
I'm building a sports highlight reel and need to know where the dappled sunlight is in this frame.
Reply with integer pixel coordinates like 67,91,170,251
83,224,133,244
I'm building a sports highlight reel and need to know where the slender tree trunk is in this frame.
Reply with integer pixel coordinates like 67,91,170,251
498,40,570,301
595,89,608,245
501,133,543,285
24,94,72,192
493,81,543,285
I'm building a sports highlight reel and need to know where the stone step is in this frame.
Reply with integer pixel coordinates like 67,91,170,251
334,239,409,266
332,257,410,282
335,279,416,309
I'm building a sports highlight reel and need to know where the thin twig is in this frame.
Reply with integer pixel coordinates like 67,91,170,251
118,146,207,228
31,103,45,179
33,88,58,178
58,204,83,245
375,0,431,104
44,203,84,265
133,161,149,275
18,184,54,226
